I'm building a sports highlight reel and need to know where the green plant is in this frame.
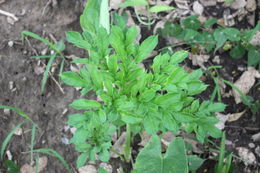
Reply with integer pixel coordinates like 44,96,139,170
61,0,225,170
119,0,174,28
215,132,234,173
21,31,66,92
158,15,260,70
133,135,204,173
0,105,70,172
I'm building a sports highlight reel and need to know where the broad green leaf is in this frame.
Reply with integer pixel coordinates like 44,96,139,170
139,89,156,102
125,26,138,46
121,111,142,124
70,128,89,145
223,28,240,41
136,35,158,62
160,22,182,37
207,102,226,112
67,114,88,127
204,18,217,28
70,99,101,110
100,0,110,33
66,31,91,50
60,72,86,87
173,112,196,123
134,135,189,173
119,0,148,8
170,50,189,64
4,160,20,173
149,5,175,13
134,135,162,173
154,93,181,109
143,116,159,134
98,110,107,123
162,112,179,133
110,26,126,57
181,15,201,30
86,64,103,88
229,45,246,59
77,152,89,168
182,29,199,41
248,49,260,66
188,155,204,171
164,137,188,173
213,30,227,53
99,149,110,162
98,168,108,173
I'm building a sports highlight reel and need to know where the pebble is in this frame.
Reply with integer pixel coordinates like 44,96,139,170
246,0,256,12
212,56,220,64
78,165,97,173
99,163,113,173
193,1,204,15
8,41,14,47
255,146,260,157
3,109,10,115
199,0,216,6
230,0,246,9
61,137,70,145
9,81,14,90
248,143,255,148
237,147,256,165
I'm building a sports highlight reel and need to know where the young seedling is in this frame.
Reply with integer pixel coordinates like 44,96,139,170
61,0,226,170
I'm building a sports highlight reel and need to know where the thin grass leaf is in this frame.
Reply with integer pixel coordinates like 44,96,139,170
224,154,233,173
59,58,65,78
35,153,40,173
216,132,225,173
30,124,37,165
1,121,28,159
0,105,34,123
33,148,70,171
31,55,52,59
21,31,61,54
41,53,56,92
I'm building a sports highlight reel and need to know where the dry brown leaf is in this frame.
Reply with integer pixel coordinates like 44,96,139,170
110,0,124,10
252,132,260,142
190,54,210,69
78,165,97,173
139,131,152,147
20,157,48,173
232,67,260,104
227,110,246,122
111,132,126,158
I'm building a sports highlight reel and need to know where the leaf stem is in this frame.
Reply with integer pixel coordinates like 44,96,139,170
123,124,131,162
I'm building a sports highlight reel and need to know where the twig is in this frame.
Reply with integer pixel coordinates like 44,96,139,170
0,9,19,21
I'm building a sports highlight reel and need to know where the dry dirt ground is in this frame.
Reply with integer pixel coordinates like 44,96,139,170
0,0,260,173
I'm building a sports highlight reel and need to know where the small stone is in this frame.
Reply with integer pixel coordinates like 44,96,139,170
14,127,23,136
199,0,217,6
70,127,76,134
212,56,220,64
248,143,255,148
6,150,12,160
41,48,48,55
246,0,256,12
247,14,255,26
3,109,10,115
252,132,260,142
99,163,112,173
7,16,15,25
193,1,204,15
78,165,97,173
255,146,260,157
8,41,14,47
9,81,14,90
61,137,70,145
250,31,260,46
230,0,246,9
236,147,256,165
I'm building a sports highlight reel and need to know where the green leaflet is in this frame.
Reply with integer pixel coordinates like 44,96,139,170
149,5,175,13
70,99,101,110
136,35,158,62
119,0,148,8
60,71,86,87
134,135,189,173
66,31,91,50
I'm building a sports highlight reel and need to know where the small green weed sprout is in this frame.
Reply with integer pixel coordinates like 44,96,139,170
0,105,70,172
61,0,226,170
21,31,66,92
158,15,260,70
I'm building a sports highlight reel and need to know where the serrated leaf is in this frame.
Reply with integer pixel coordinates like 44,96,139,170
148,5,174,13
139,89,156,102
143,116,159,134
99,149,110,162
223,28,240,41
162,112,179,133
170,50,189,64
229,45,246,59
121,111,142,124
119,0,148,8
66,31,91,50
204,18,217,28
136,35,158,62
213,30,227,52
126,26,138,46
77,152,89,168
70,99,101,110
248,49,260,66
67,114,87,127
181,15,201,30
60,72,86,87
173,112,197,123
70,128,89,145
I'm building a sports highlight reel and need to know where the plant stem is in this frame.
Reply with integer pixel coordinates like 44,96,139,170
123,124,131,162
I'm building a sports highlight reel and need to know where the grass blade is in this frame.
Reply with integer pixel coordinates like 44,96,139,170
216,132,225,173
30,124,37,165
0,105,34,123
1,121,28,159
35,153,40,173
41,53,56,92
21,31,61,54
31,55,51,59
33,148,71,171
